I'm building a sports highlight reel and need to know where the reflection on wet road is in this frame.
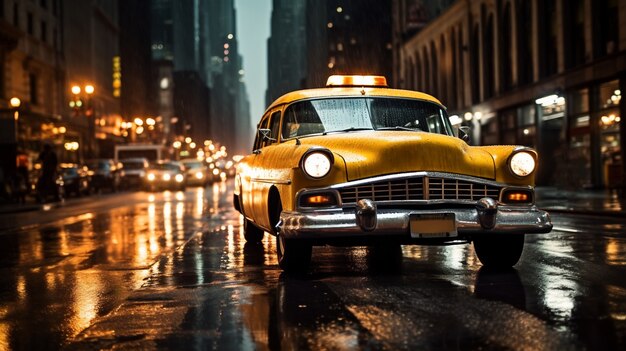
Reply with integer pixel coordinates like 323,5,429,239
1,181,626,350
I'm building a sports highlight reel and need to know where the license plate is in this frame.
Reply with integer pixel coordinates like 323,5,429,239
410,213,457,238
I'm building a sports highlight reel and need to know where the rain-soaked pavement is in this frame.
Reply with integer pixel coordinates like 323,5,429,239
1,180,625,350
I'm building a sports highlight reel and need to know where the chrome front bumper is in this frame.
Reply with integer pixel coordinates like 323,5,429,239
279,199,552,239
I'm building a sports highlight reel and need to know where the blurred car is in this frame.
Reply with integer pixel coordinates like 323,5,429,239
120,158,149,190
59,163,90,197
180,159,208,187
145,161,186,191
234,74,553,272
85,159,122,193
207,162,224,183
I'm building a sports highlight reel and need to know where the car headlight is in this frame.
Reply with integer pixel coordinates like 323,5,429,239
301,149,333,179
175,174,184,183
509,151,536,177
147,173,155,181
195,171,204,179
163,174,171,181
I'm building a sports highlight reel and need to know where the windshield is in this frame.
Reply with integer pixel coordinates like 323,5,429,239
122,161,146,170
61,168,78,176
151,163,181,171
281,97,452,139
86,160,109,170
182,161,203,169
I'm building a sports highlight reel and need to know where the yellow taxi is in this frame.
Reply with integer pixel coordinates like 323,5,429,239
234,75,552,272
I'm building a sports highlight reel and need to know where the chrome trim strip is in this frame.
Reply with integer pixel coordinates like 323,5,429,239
330,171,501,190
251,178,292,185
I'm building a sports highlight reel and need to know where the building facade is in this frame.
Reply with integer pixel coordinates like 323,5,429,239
0,0,66,177
266,0,307,105
395,0,625,189
207,0,251,155
63,0,123,159
305,0,393,88
119,0,156,133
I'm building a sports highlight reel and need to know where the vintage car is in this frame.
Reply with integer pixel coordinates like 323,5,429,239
234,75,553,272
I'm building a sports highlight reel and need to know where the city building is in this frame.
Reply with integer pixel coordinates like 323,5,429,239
63,0,123,159
207,0,251,155
151,0,210,144
304,0,393,88
0,0,66,177
266,0,307,105
119,0,156,142
395,0,625,189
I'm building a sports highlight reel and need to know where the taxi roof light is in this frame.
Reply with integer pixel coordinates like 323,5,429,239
326,75,388,87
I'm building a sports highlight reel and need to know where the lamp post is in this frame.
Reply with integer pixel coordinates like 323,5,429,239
70,84,96,158
9,97,20,142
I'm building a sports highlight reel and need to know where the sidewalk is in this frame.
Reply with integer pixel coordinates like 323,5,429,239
535,186,626,217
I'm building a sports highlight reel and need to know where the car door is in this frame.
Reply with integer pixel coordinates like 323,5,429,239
248,109,283,230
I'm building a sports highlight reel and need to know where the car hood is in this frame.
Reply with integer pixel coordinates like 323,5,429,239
299,131,495,181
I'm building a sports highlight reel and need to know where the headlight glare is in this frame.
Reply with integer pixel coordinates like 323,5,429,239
509,152,536,177
175,174,184,183
147,173,155,181
302,151,332,178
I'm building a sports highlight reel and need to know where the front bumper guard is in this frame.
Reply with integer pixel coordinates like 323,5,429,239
279,197,552,239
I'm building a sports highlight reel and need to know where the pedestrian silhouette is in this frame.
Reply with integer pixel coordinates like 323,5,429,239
37,144,59,202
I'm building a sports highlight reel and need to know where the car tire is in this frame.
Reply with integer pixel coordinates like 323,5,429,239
473,234,525,268
277,234,311,273
243,218,264,243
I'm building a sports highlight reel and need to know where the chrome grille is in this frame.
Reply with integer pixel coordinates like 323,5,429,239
338,176,501,204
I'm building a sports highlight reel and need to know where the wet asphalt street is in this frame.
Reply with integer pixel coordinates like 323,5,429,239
0,180,625,350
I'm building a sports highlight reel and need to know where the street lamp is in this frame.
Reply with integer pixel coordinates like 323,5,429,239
9,97,20,121
70,83,96,157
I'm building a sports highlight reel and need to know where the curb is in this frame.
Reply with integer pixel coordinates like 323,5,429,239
0,202,61,215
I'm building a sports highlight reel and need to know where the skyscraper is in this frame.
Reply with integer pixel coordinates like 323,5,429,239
266,0,307,105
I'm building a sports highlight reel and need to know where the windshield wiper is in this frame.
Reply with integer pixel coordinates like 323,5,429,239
376,126,422,132
322,127,373,135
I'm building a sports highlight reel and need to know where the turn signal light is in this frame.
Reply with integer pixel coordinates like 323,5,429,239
502,189,533,204
507,193,528,202
300,193,338,208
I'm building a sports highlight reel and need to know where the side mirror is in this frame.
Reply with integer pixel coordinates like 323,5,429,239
459,126,471,143
258,128,276,142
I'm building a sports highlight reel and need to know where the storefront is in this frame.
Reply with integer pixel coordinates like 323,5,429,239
475,77,623,189
565,79,622,189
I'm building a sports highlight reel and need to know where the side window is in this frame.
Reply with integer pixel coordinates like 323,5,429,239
253,114,271,150
269,111,281,143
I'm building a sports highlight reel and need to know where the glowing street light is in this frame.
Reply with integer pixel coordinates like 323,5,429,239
146,117,156,126
9,97,21,108
71,85,81,95
85,85,95,95
134,117,144,126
